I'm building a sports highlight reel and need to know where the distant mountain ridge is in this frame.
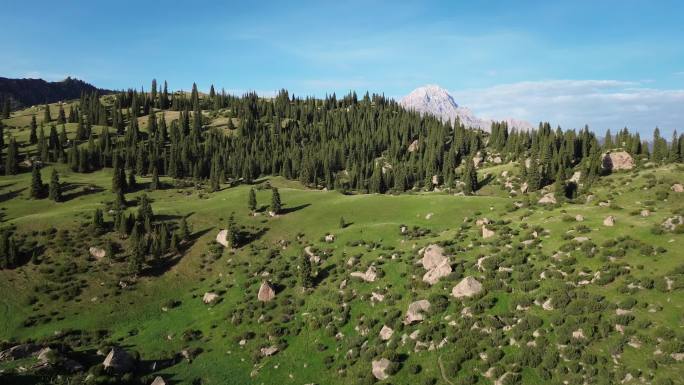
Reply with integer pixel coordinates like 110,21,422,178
0,76,111,109
399,84,534,132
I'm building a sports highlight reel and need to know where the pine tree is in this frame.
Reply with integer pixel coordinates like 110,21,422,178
178,217,190,241
128,170,136,190
527,157,541,192
43,104,51,123
1,97,10,119
29,115,38,144
92,208,105,232
248,188,257,212
5,137,18,175
29,165,44,198
49,169,62,202
270,187,282,215
226,212,240,248
462,157,478,195
299,254,313,288
150,166,159,190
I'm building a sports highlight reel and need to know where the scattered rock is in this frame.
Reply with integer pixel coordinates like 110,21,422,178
151,376,167,385
542,299,554,311
216,230,229,247
640,209,650,217
482,226,495,239
452,276,483,298
603,215,615,227
408,139,419,153
572,329,585,339
672,183,684,192
89,247,106,260
575,214,584,222
379,325,394,341
257,281,276,302
603,151,634,171
260,346,279,357
371,292,385,302
404,300,431,324
372,358,392,380
324,234,335,243
538,193,557,205
425,212,433,219
662,215,684,231
0,343,41,361
103,347,135,374
202,292,220,304
351,266,377,282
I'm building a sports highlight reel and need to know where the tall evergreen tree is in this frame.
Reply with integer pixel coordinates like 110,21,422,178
270,187,282,215
29,115,38,144
248,188,257,212
5,137,18,175
49,169,62,202
29,165,44,198
43,104,51,123
462,157,478,195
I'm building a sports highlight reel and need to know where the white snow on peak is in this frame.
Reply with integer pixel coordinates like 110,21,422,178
399,84,534,132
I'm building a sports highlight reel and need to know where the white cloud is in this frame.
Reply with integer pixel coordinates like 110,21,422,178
449,80,684,135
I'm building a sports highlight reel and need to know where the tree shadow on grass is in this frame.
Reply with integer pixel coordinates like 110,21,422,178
477,174,495,189
0,187,26,203
61,183,104,202
280,203,311,215
314,263,336,286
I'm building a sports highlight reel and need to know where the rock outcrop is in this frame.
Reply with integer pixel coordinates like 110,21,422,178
602,151,634,171
89,247,106,259
603,215,615,227
351,266,377,282
372,358,392,380
404,300,431,324
452,276,483,298
257,281,276,302
538,193,557,205
103,347,135,374
216,230,229,247
420,244,452,285
202,292,220,304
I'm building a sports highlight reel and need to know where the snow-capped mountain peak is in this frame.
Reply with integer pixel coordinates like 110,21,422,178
399,84,533,132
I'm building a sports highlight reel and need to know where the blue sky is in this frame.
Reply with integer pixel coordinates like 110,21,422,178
2,0,683,134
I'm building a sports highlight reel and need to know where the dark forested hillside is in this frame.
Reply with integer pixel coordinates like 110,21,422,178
0,76,111,110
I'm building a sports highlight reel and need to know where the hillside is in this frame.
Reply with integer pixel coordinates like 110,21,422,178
0,77,111,110
0,90,682,385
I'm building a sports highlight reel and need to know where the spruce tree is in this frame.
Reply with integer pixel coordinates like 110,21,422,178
462,157,478,195
150,166,159,190
29,115,38,144
5,138,18,175
49,169,62,202
248,188,257,212
178,217,190,241
270,187,282,215
226,212,240,248
43,104,51,123
299,253,313,288
527,157,541,192
30,165,44,198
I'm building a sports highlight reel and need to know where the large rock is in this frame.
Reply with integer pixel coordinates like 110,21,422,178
603,215,615,227
538,193,557,205
216,230,229,247
672,183,684,192
662,215,684,231
0,343,41,361
103,347,135,374
422,259,452,285
151,377,167,385
421,245,446,269
202,292,220,304
89,247,106,260
257,281,276,302
260,346,279,357
602,151,634,171
482,226,495,239
404,300,431,324
372,358,392,380
420,244,452,285
351,266,377,282
452,276,483,298
379,325,394,341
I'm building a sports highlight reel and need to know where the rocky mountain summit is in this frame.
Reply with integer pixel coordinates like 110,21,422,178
399,84,534,132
